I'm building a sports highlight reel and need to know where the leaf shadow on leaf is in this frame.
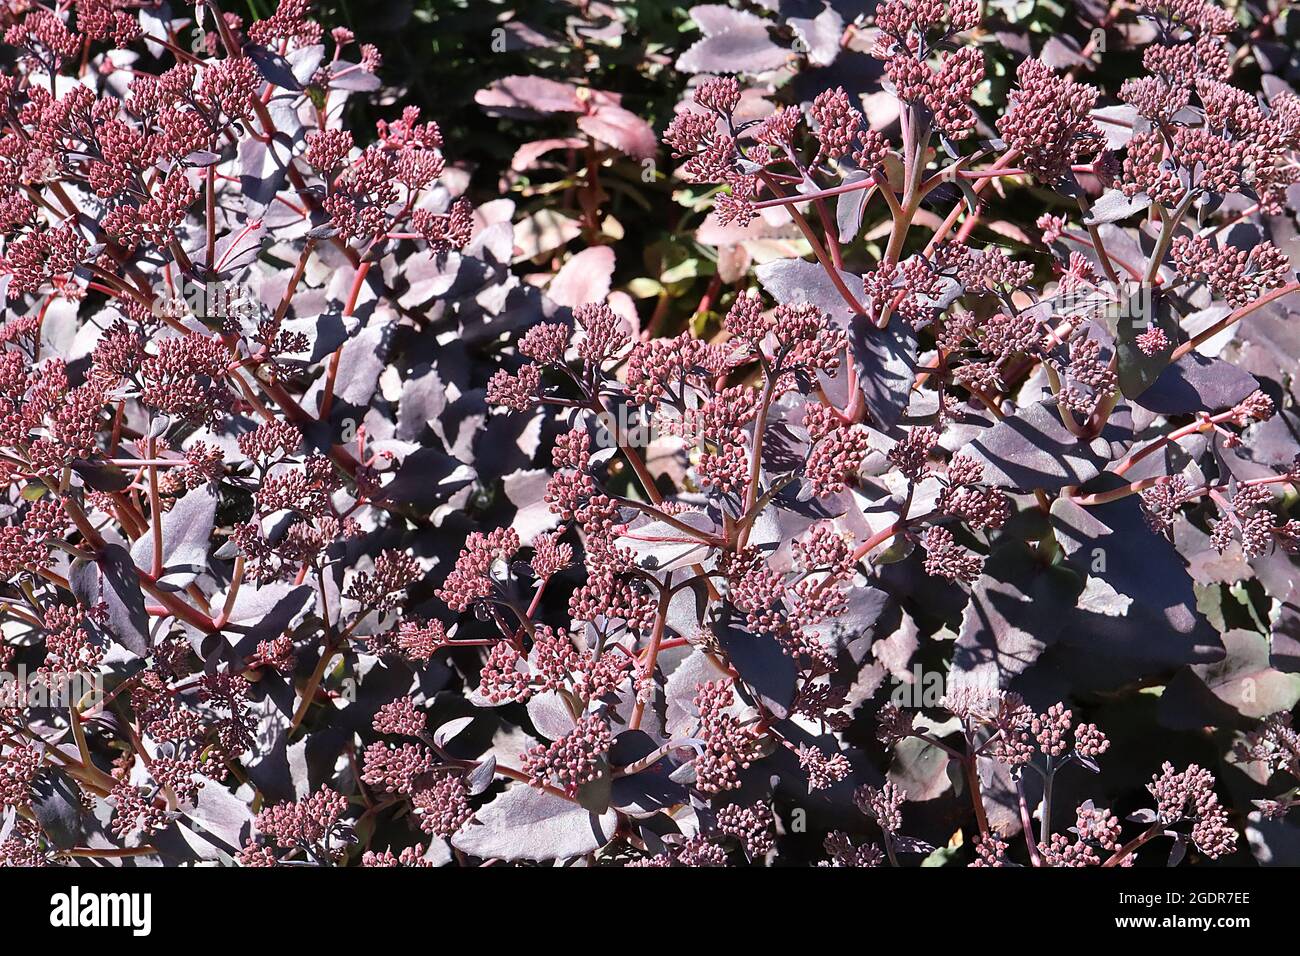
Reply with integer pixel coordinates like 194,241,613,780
1004,493,1228,697
70,545,150,657
952,544,1068,691
714,603,797,719
1271,583,1300,674
1158,629,1300,730
874,550,970,625
964,400,1132,491
30,768,85,850
815,583,891,658
380,446,474,509
608,730,688,817
222,583,314,663
848,314,918,433
1133,352,1259,415
769,720,879,829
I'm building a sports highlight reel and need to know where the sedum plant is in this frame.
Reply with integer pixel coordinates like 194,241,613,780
0,0,1298,868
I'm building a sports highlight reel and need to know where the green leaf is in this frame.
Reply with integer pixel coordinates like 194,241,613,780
660,257,701,284
1115,287,1178,398
20,483,47,501
627,277,664,298
921,842,963,867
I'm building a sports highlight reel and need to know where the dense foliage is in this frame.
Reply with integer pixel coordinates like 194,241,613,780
0,0,1298,868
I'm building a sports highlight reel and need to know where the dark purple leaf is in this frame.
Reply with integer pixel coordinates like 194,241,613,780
1167,836,1188,867
753,259,914,425
1272,583,1300,674
71,546,151,657
380,447,474,508
451,785,618,861
1047,494,1224,673
964,400,1130,491
952,544,1065,686
788,6,845,66
678,6,787,74
130,483,218,591
1116,289,1179,399
245,43,303,91
713,604,797,719
30,769,86,850
1134,352,1260,415
611,760,688,817
70,459,131,492
848,314,917,432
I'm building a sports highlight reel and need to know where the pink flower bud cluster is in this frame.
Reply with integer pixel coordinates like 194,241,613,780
1147,762,1238,859
520,714,613,797
1171,235,1292,308
998,59,1104,181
